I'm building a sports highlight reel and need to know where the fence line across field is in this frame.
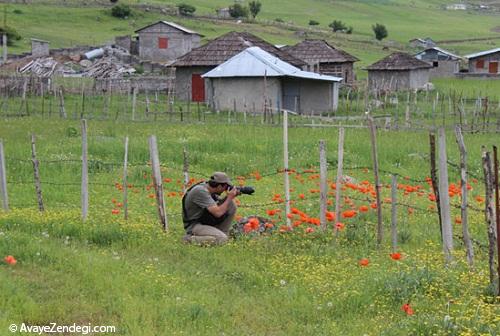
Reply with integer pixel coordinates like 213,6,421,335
0,115,499,287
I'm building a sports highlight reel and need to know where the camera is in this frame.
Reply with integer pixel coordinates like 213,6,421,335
228,185,255,195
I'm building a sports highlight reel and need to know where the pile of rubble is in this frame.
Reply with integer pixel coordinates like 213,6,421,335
17,46,136,79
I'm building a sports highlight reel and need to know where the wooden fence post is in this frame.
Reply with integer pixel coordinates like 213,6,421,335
183,146,189,193
334,127,345,236
283,110,291,227
429,132,443,239
319,140,327,231
31,134,44,212
59,87,67,119
81,119,89,221
454,126,474,267
481,147,497,286
368,116,383,246
493,145,500,295
123,136,129,220
0,140,8,211
391,174,398,252
149,135,168,231
438,127,453,263
131,87,137,121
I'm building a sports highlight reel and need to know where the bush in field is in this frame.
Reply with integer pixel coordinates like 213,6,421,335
178,3,196,16
109,0,118,3
329,19,347,32
0,26,21,46
309,20,319,26
372,23,388,40
229,3,248,18
111,4,131,18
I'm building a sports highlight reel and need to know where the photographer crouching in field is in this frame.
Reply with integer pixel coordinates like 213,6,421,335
182,172,243,245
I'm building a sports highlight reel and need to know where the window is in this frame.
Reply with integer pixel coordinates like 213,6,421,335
158,37,168,49
433,61,439,67
476,59,484,69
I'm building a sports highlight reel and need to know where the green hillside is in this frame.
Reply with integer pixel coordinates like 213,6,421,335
3,0,500,69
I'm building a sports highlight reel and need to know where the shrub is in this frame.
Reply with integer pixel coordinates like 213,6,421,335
346,26,353,34
308,20,319,26
109,0,118,3
13,9,23,14
111,4,131,19
178,3,196,16
0,26,21,46
275,18,284,23
249,1,261,19
229,3,248,18
372,23,388,41
329,20,347,32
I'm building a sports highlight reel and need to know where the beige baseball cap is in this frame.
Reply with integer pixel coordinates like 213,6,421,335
210,172,231,184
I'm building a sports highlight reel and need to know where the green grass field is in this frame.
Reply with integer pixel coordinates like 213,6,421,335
0,117,499,335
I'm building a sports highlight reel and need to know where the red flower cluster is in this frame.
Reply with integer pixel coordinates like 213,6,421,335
4,255,17,265
401,303,414,315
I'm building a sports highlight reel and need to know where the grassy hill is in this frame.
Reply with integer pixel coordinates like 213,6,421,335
3,0,500,69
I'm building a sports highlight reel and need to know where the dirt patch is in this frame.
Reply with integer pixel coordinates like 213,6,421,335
491,26,500,33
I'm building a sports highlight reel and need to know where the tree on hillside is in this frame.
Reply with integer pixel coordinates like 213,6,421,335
249,1,262,19
0,26,21,46
109,0,118,3
329,20,347,32
111,4,131,18
178,3,196,16
372,23,388,41
229,3,249,18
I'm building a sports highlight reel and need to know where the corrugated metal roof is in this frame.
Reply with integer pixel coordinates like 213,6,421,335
135,21,202,36
202,47,342,82
415,47,461,60
465,47,500,59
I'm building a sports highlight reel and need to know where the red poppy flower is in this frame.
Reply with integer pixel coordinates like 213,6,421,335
342,210,357,218
454,217,462,224
111,209,120,215
402,303,414,315
4,255,17,265
298,193,305,199
359,205,369,212
305,227,315,233
475,196,484,203
335,222,345,230
390,252,402,260
359,258,369,267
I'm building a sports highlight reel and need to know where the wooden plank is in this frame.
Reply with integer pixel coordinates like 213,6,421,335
368,116,383,246
81,119,89,221
131,87,137,121
319,140,327,231
454,126,474,267
429,132,443,239
283,109,291,227
183,146,189,194
31,134,44,212
438,127,453,262
334,127,344,236
0,139,8,211
149,135,168,231
123,136,129,221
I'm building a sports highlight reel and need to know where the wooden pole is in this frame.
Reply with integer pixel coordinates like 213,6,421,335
429,132,443,239
81,119,89,221
31,134,44,212
149,135,168,231
368,116,383,246
283,110,291,227
391,174,398,252
183,146,189,194
481,148,497,286
438,127,453,263
334,127,344,236
319,140,327,231
131,87,137,121
123,136,129,220
59,87,66,119
454,126,474,267
493,145,500,296
0,140,8,211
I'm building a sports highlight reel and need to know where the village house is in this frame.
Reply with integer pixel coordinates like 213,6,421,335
202,47,342,114
464,47,500,76
414,47,461,78
170,31,306,102
132,21,202,63
365,52,432,91
281,39,359,85
31,38,50,58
